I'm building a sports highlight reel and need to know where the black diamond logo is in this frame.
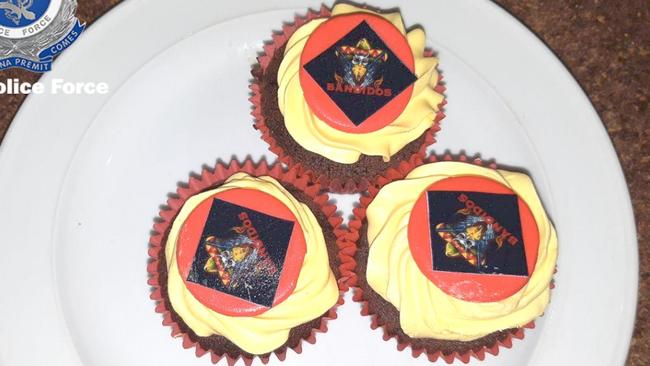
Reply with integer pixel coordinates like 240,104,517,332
187,198,294,307
428,191,529,276
304,21,417,126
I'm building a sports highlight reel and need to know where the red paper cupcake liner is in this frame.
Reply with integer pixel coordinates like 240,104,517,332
249,7,446,193
347,153,555,364
147,158,356,365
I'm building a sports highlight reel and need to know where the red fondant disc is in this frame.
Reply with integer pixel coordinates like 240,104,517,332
299,12,415,133
407,176,540,302
175,188,306,316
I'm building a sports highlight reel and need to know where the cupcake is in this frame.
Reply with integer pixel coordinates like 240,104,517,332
148,159,354,364
350,156,558,363
251,3,445,193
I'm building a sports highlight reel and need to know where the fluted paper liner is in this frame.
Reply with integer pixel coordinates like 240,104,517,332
148,158,356,365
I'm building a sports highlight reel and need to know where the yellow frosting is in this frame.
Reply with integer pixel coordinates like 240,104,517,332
277,4,444,164
165,173,339,354
365,162,558,341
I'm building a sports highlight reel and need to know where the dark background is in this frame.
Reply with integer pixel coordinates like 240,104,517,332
0,1,646,364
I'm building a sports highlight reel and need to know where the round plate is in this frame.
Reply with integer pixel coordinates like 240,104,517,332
0,1,637,365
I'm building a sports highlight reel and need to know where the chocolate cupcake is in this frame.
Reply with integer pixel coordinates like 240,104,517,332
251,3,445,193
350,155,558,363
148,159,354,364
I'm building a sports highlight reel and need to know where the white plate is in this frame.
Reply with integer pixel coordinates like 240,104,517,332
0,1,637,365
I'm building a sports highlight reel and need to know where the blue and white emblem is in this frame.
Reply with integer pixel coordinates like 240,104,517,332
0,0,85,72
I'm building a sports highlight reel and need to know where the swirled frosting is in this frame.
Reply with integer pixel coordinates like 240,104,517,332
277,4,444,164
366,162,558,341
165,173,339,354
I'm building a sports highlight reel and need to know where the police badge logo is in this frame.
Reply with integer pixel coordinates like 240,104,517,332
0,0,85,72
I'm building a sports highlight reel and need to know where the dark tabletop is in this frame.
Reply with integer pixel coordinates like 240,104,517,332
0,1,647,364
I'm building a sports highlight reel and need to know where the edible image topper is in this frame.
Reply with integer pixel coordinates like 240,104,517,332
428,191,528,276
187,198,294,307
304,20,416,126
